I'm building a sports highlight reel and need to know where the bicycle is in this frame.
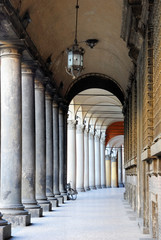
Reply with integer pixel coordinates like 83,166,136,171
66,183,78,200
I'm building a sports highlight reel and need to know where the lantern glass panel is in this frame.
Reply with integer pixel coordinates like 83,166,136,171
73,53,81,66
68,51,73,67
81,54,83,67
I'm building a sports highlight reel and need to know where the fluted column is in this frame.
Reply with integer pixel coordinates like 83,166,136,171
118,147,123,187
45,92,58,208
35,77,51,212
59,104,67,199
95,134,101,189
53,99,64,204
84,128,90,191
111,156,118,188
89,130,96,189
76,124,85,192
100,138,106,188
21,62,42,218
67,120,76,189
0,45,30,227
105,155,111,187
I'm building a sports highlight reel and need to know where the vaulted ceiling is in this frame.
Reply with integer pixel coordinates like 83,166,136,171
10,0,132,97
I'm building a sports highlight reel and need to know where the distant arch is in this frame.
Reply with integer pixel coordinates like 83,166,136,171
65,73,125,105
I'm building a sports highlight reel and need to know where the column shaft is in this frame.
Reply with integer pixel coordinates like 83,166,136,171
46,93,58,208
67,120,76,189
76,124,85,192
105,155,111,187
84,129,90,191
95,135,101,189
22,62,42,217
35,78,51,212
53,101,64,204
0,46,11,238
118,147,123,187
100,139,106,188
89,131,96,189
63,110,68,193
111,157,118,188
0,45,30,227
59,105,67,199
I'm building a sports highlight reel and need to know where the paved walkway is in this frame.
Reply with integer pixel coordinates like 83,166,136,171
12,188,152,240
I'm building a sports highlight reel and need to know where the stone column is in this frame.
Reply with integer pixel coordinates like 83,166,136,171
67,120,76,189
0,46,11,238
111,156,118,188
95,134,101,189
76,124,85,192
45,92,58,208
21,62,42,218
59,104,67,200
84,128,90,191
100,138,106,188
89,130,96,189
105,155,111,187
63,107,68,195
118,147,124,187
0,45,30,227
53,100,64,204
35,77,51,212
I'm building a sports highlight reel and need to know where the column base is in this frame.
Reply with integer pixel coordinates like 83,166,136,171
23,201,43,218
85,187,90,191
119,183,124,187
37,200,52,212
26,207,43,218
106,185,111,188
90,186,97,190
3,214,31,227
48,198,58,208
61,193,67,201
55,195,64,205
76,188,85,192
96,185,102,189
0,223,11,239
101,185,106,188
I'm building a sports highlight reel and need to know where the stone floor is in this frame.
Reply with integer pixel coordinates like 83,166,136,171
11,188,152,240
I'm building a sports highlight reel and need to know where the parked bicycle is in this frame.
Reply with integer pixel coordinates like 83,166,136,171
66,183,78,200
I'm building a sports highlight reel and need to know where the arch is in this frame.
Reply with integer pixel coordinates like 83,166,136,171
65,73,125,105
105,121,124,146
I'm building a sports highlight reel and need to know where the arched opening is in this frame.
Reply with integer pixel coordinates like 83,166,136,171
66,74,125,192
65,73,125,105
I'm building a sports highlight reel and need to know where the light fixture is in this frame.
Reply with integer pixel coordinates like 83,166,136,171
66,0,85,79
86,39,99,49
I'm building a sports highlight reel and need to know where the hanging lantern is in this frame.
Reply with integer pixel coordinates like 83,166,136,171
66,0,85,79
66,43,84,79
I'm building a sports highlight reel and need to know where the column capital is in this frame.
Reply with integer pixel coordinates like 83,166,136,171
111,156,117,162
105,154,111,160
45,91,53,101
76,124,85,133
21,61,37,75
35,75,45,90
95,135,100,142
84,128,89,135
68,120,77,130
0,44,23,57
89,131,94,139
59,103,64,114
